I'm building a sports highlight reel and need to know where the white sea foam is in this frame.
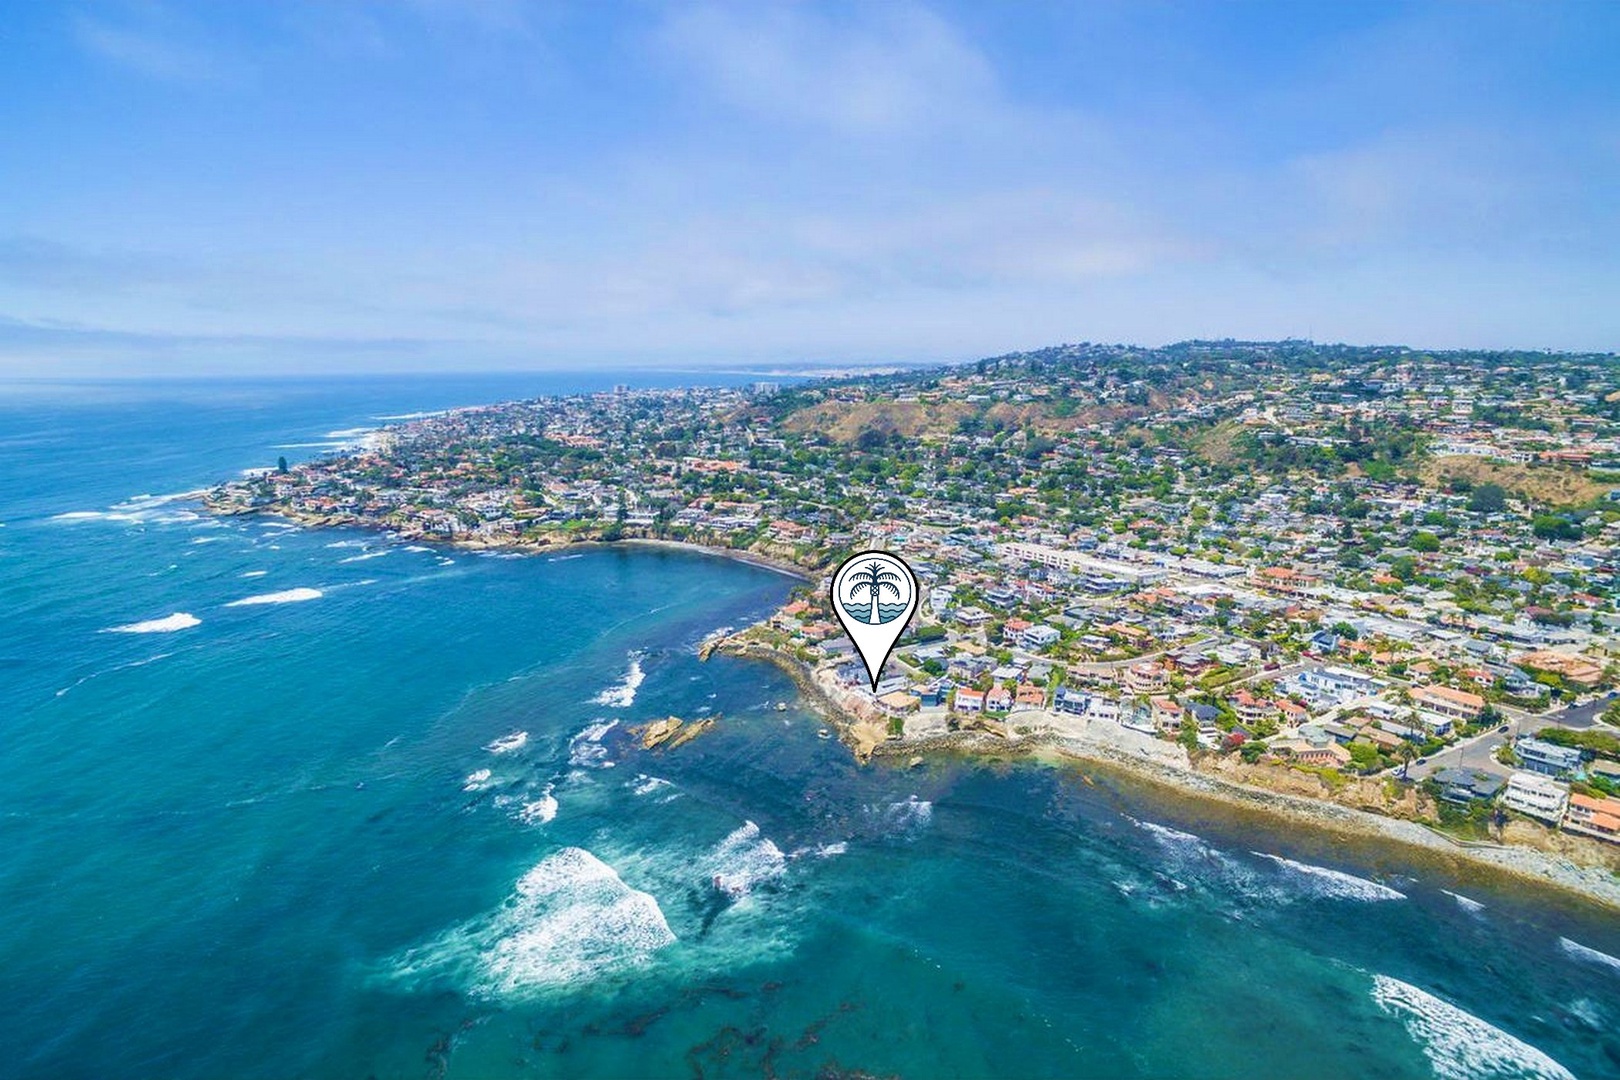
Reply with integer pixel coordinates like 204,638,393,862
1441,889,1486,914
707,821,787,898
104,612,201,634
875,795,934,832
403,544,433,553
188,535,225,545
485,730,528,755
519,789,559,825
1371,974,1573,1080
325,427,376,439
240,570,269,578
591,652,645,708
1135,820,1209,849
812,841,847,858
630,774,674,797
1559,936,1620,973
568,719,619,769
224,587,323,607
1251,853,1406,902
388,847,675,998
462,768,493,791
339,549,390,563
324,540,367,549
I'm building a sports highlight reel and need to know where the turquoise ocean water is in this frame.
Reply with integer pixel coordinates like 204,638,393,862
3,374,1619,1080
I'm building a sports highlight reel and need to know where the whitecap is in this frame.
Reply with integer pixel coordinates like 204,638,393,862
568,719,619,769
519,790,559,825
240,570,269,578
591,652,645,709
339,549,390,563
403,545,433,553
1441,889,1485,914
463,768,493,792
387,847,674,998
324,540,367,549
874,795,933,833
1559,936,1620,973
1371,974,1573,1080
1250,852,1406,902
707,821,787,898
630,774,673,797
224,587,323,607
485,731,529,755
103,612,200,634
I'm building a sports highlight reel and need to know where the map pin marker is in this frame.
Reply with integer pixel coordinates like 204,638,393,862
830,550,920,693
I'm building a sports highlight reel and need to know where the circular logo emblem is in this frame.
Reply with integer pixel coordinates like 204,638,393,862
834,553,915,625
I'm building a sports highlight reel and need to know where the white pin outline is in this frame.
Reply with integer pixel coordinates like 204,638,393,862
829,549,920,693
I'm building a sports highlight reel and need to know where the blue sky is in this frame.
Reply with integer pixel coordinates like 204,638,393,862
2,1,1617,376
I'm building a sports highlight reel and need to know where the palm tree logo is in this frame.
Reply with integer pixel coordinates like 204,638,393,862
843,558,907,624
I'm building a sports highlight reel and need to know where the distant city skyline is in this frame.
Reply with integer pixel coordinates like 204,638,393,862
2,0,1617,376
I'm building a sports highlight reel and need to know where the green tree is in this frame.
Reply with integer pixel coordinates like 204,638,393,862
1466,483,1507,514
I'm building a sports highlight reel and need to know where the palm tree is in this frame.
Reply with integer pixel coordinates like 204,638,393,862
1397,739,1418,779
847,560,904,624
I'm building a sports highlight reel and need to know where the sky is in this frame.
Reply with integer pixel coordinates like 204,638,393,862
1,0,1617,377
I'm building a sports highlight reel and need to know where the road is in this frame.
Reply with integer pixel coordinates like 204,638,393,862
1399,694,1615,783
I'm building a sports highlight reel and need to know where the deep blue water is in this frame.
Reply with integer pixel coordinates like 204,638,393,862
2,374,1618,1080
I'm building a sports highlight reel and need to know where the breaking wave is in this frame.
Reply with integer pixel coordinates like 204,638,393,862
103,612,200,634
519,787,558,825
225,587,323,607
1441,889,1485,914
387,847,674,998
485,731,528,755
1250,853,1406,902
592,652,645,708
568,719,618,769
1559,936,1620,973
1371,974,1573,1080
706,821,787,899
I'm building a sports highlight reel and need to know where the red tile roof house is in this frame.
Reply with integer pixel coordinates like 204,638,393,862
1149,696,1183,734
985,687,1014,713
1015,683,1047,707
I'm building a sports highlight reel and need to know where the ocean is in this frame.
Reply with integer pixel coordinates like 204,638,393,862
2,373,1618,1080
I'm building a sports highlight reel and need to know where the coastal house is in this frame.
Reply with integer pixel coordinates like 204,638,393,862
1564,792,1620,841
1293,742,1352,767
1015,683,1046,708
1411,685,1485,726
1501,770,1570,823
1515,737,1584,778
1149,696,1183,734
953,688,986,714
1054,687,1089,716
1123,661,1168,696
1230,689,1275,725
985,687,1014,713
1432,768,1506,804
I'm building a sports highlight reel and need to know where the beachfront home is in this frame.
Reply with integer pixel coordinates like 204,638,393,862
985,687,1014,713
1515,737,1584,778
1501,770,1570,823
953,688,986,714
1565,792,1620,842
1432,768,1506,804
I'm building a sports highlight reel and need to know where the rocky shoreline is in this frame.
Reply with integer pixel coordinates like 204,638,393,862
203,496,1620,912
711,635,1620,913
